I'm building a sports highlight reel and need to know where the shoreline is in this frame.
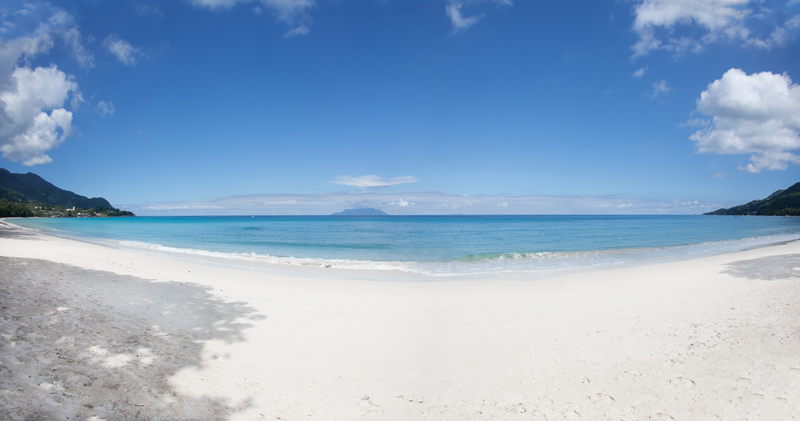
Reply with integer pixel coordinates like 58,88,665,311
4,217,800,280
2,223,800,419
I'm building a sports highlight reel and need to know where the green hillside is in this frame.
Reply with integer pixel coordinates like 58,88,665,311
705,182,800,216
0,168,133,218
0,168,113,209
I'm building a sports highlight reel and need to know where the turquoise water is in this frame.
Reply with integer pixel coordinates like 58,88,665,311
9,215,800,275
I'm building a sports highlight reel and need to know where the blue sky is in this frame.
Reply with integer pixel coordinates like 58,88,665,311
1,0,799,215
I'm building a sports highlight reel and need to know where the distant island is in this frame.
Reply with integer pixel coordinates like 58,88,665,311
705,181,800,216
0,168,134,218
330,208,388,216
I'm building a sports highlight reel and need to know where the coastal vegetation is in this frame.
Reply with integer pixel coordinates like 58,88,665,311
705,182,800,216
0,198,34,217
0,168,134,218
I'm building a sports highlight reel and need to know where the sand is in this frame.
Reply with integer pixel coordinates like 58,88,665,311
1,221,799,420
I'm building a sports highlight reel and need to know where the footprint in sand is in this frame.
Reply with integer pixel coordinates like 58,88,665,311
356,395,382,416
668,376,696,388
562,402,582,419
587,392,616,405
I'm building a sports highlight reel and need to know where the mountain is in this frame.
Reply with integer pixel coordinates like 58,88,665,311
0,168,113,209
705,182,800,216
330,208,388,216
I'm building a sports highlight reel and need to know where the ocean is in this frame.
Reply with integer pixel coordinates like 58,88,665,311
8,215,800,276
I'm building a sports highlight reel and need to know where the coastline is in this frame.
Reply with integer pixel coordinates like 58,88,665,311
7,215,800,278
2,223,800,419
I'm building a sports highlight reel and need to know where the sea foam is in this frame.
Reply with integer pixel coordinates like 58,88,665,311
113,233,799,276
8,215,800,277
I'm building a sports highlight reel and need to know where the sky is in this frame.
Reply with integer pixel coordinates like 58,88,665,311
0,0,799,215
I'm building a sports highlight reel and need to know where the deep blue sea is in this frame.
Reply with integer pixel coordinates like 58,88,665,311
8,215,800,276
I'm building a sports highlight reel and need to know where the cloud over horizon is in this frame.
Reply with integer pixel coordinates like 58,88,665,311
329,175,420,189
124,191,719,216
689,68,800,173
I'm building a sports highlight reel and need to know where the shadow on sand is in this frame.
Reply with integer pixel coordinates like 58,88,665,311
721,253,800,281
0,223,41,241
0,256,264,420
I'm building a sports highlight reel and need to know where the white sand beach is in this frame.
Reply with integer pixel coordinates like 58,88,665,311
1,221,799,420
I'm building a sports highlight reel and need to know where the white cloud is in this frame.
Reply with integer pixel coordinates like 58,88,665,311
445,0,512,33
284,25,310,37
631,0,800,57
192,0,243,9
329,175,420,188
651,79,670,97
0,3,93,68
446,2,481,32
96,100,114,117
192,0,314,36
677,118,709,128
61,27,94,68
262,0,314,24
689,68,800,173
0,66,77,165
737,152,800,174
135,5,165,18
104,36,141,66
389,198,415,207
0,4,85,166
712,172,730,178
633,67,647,78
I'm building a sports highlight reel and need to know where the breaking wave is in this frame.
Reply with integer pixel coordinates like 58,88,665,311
114,233,799,276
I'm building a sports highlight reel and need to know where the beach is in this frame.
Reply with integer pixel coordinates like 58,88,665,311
1,221,799,420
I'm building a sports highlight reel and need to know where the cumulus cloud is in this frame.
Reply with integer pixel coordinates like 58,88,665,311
104,36,141,66
633,67,647,78
689,68,800,173
0,66,78,165
191,0,314,36
631,0,800,57
329,175,420,189
0,3,85,166
445,0,512,33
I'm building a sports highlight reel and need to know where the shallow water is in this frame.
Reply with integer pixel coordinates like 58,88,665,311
10,215,800,276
